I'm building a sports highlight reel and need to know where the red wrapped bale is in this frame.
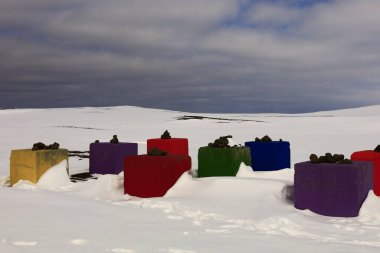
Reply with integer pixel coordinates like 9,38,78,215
351,150,380,196
124,154,191,198
147,138,188,156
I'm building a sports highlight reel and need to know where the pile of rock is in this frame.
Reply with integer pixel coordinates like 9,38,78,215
110,135,119,144
161,130,171,139
208,135,234,148
32,142,60,151
148,147,167,156
309,153,352,164
254,135,285,142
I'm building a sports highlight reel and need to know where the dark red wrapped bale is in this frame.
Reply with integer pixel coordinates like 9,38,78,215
124,154,191,198
351,150,380,196
147,138,189,155
294,161,373,217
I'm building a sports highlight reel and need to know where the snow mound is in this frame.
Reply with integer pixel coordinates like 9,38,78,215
74,174,125,201
312,104,380,116
11,160,126,201
0,176,9,187
359,191,380,225
236,163,255,178
235,163,293,183
165,172,196,198
13,180,36,190
37,160,73,190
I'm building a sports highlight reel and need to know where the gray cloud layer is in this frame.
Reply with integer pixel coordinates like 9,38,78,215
0,0,379,112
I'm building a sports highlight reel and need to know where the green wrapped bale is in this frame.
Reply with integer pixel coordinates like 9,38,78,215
198,146,251,177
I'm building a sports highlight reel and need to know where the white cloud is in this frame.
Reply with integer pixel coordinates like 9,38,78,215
244,3,303,26
0,0,379,112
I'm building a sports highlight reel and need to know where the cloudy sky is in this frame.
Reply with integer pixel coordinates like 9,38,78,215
1,0,379,113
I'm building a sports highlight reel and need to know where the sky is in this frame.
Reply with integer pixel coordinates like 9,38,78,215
0,0,379,113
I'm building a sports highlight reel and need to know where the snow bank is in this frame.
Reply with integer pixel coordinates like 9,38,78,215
164,172,197,198
12,160,72,191
1,105,380,253
0,176,9,187
37,160,73,190
73,174,126,201
235,163,255,178
359,191,380,225
12,180,36,190
236,163,293,182
11,160,126,201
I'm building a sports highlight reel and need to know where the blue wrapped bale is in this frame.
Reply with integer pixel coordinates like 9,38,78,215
245,141,290,171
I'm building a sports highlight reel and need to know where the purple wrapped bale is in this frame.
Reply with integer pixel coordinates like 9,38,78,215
294,161,373,217
89,142,138,174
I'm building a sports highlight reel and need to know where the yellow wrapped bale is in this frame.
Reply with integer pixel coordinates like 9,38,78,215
10,149,69,186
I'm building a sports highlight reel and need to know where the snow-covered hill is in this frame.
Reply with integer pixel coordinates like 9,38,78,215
0,105,380,253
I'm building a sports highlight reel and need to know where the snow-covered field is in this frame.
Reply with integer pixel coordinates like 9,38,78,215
0,105,380,253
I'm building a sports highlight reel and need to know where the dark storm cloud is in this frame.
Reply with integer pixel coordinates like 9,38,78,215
0,0,379,112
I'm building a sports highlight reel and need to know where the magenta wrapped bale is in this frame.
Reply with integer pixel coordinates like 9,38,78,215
294,161,373,217
89,142,138,175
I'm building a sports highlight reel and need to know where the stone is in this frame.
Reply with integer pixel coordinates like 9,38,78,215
32,142,46,151
245,141,291,171
309,153,351,164
70,172,97,182
110,135,119,144
208,135,232,148
254,135,273,142
294,161,373,217
261,135,272,142
148,147,167,156
333,154,344,163
282,185,294,204
124,154,191,198
198,146,251,177
161,130,171,139
89,142,138,174
32,142,60,151
342,159,353,164
318,156,327,163
10,148,69,186
48,142,60,150
325,153,334,163
309,154,319,163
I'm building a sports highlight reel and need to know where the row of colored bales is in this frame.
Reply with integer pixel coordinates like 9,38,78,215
9,131,380,218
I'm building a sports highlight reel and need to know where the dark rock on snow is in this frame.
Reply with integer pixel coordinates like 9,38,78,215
32,142,60,151
148,147,167,156
110,135,119,144
309,153,352,164
161,130,171,139
208,135,232,148
309,154,319,163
